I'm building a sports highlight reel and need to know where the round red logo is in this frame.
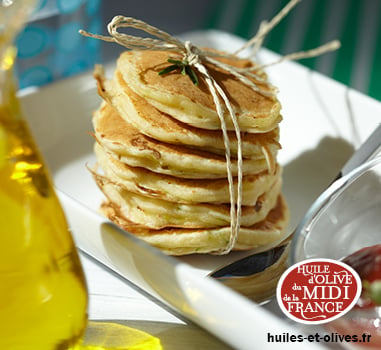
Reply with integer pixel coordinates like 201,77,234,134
277,259,362,324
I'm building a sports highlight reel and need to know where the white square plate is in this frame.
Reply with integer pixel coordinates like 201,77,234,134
20,30,381,349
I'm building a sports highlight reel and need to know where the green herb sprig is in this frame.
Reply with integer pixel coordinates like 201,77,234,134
158,58,199,86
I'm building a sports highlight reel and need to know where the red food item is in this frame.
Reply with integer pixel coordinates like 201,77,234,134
326,314,381,349
343,244,381,308
325,245,381,348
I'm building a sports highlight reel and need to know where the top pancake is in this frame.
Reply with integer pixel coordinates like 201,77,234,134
116,50,282,132
93,66,281,159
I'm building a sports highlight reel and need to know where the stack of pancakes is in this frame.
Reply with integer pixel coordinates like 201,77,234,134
90,49,289,256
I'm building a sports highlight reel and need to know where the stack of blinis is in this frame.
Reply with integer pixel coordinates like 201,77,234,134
90,49,289,258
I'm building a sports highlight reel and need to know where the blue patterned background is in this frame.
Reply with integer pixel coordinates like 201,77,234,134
17,0,381,102
16,0,101,88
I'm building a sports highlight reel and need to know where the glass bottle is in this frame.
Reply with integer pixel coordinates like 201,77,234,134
1,3,162,349
0,1,88,349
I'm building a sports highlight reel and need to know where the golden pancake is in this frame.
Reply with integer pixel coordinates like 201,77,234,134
116,50,282,132
100,195,289,255
93,66,281,159
94,172,281,229
94,142,281,205
93,103,272,178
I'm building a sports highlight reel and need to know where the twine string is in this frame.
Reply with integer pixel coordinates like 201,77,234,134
184,41,201,65
234,0,301,57
108,16,185,51
253,40,341,71
188,60,242,254
250,20,269,58
80,15,245,254
79,0,340,254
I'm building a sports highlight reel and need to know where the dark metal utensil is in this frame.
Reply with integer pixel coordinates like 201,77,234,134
210,244,287,279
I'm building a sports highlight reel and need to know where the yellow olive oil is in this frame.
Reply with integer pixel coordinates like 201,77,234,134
0,57,161,350
0,101,88,349
0,85,162,350
1,2,161,347
0,108,164,350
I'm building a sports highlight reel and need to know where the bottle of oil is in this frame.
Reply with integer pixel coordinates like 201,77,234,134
0,50,162,350
0,33,88,350
0,3,162,350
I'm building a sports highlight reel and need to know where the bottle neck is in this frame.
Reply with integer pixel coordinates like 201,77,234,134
1,0,37,123
0,46,22,123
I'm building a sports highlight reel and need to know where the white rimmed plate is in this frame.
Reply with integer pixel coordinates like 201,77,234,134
20,30,381,350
